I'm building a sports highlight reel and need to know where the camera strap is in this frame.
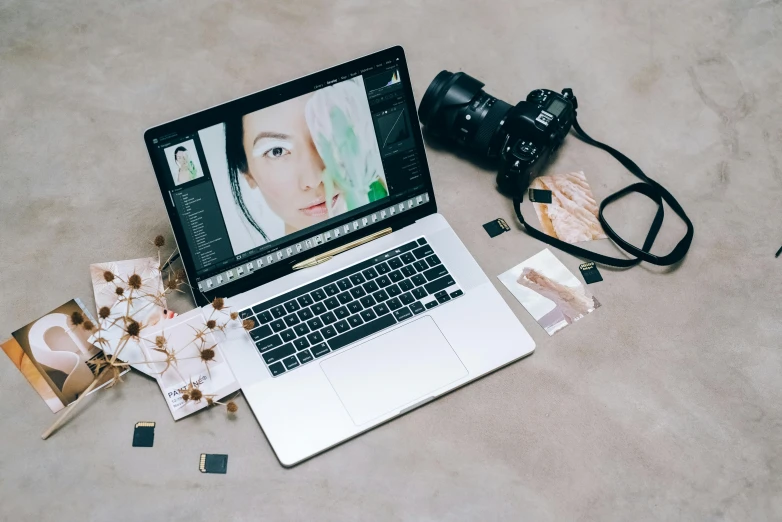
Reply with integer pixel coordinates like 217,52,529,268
512,115,694,267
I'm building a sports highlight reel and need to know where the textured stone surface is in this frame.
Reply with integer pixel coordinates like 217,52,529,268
1,1,781,520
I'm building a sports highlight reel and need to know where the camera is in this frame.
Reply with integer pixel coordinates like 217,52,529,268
418,71,577,197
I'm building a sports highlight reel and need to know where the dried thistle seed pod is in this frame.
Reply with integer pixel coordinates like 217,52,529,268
153,235,165,247
126,320,140,337
127,274,143,289
70,311,85,326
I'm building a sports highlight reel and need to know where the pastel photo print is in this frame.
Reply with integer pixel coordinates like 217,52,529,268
498,249,600,336
529,171,607,244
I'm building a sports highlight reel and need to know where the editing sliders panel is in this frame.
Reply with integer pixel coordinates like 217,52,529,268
197,192,430,292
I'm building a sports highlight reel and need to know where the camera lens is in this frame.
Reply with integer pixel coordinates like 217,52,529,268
418,71,513,159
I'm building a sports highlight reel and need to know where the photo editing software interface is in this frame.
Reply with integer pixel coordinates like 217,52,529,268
149,59,429,291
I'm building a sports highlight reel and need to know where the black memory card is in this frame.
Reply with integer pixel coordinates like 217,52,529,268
132,422,155,447
199,453,228,474
579,262,603,284
483,218,510,238
528,189,552,203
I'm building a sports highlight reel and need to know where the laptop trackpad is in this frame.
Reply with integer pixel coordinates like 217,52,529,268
320,316,468,426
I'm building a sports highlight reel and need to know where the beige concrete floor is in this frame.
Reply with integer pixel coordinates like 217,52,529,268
1,0,781,520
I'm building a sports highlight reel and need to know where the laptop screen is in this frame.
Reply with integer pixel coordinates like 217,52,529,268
145,47,433,292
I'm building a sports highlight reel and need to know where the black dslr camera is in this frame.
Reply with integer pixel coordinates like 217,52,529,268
418,71,577,196
418,70,694,269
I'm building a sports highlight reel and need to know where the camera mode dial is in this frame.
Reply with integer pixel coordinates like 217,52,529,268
526,89,548,105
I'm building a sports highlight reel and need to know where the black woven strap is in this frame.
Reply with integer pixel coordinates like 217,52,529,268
512,114,694,267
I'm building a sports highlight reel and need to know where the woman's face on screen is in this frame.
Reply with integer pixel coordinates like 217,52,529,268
175,151,188,167
241,94,337,233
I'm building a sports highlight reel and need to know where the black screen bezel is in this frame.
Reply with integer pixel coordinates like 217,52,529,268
143,46,436,303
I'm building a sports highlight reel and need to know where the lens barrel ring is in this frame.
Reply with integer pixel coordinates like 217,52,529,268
471,98,512,156
418,70,454,127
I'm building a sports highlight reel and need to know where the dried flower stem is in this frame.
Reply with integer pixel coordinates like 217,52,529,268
41,370,105,439
160,248,178,272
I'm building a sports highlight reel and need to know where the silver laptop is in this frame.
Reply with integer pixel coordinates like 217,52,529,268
144,46,535,466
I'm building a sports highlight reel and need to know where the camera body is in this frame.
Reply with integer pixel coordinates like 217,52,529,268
495,88,577,195
418,71,577,198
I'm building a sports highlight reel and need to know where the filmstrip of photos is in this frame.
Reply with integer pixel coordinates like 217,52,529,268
198,192,430,292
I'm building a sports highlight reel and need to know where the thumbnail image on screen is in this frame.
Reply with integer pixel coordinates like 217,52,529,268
199,76,389,256
164,139,205,186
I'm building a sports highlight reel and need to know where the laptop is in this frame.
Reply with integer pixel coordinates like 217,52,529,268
144,46,535,466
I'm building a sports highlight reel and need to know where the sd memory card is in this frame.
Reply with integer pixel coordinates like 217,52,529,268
132,422,155,447
199,453,228,474
528,189,552,203
579,262,603,284
483,218,510,238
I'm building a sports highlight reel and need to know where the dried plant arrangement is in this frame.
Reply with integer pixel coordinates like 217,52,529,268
41,236,252,440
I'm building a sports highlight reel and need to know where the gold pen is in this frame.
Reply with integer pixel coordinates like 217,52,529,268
292,228,393,270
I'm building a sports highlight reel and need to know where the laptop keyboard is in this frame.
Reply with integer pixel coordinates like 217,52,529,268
238,237,463,377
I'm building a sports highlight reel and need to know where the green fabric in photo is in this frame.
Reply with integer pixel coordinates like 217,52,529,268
367,180,387,202
316,106,376,212
187,161,198,180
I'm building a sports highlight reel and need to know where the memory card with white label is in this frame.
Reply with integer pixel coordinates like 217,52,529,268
579,262,603,284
